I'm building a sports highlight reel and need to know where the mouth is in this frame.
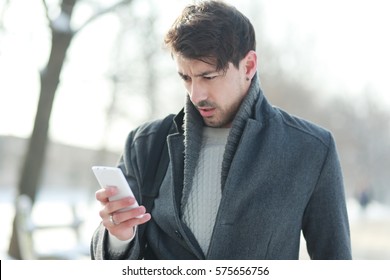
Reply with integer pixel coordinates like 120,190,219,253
198,107,216,118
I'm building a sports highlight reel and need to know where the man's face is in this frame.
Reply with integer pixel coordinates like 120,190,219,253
174,54,250,128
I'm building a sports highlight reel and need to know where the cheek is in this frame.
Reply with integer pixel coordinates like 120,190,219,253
221,81,241,100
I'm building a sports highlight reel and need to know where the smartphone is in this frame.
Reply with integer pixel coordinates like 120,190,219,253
92,166,140,213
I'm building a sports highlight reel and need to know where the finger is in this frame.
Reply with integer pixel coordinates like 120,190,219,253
98,196,140,225
104,196,138,214
112,205,148,224
104,211,151,234
122,213,152,227
102,214,119,229
96,186,123,201
95,188,112,203
114,214,151,241
111,213,152,232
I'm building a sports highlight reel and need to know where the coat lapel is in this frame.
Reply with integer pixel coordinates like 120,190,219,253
153,133,204,259
207,118,266,258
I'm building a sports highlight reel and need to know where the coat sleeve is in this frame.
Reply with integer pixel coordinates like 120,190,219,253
90,130,145,260
302,133,352,259
90,114,177,260
90,222,145,260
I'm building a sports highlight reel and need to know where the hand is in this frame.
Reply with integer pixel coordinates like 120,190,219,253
95,186,152,241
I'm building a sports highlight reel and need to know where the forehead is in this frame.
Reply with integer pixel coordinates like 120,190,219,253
173,53,218,75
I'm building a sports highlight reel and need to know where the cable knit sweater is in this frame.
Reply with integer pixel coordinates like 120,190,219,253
182,127,229,254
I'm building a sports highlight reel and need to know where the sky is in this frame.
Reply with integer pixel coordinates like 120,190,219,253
262,0,390,104
1,0,390,151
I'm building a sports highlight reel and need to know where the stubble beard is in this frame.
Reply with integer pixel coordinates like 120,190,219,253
203,104,239,128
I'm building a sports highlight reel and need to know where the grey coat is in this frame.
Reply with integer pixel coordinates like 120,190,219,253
91,75,352,260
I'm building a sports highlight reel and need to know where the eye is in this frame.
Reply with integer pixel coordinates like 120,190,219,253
179,74,191,82
203,75,218,80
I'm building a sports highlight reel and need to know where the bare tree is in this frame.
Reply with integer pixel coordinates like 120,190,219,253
8,0,134,260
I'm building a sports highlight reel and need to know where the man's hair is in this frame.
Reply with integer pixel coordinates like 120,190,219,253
164,0,256,71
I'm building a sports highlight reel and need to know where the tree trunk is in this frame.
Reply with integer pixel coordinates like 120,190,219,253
7,0,76,260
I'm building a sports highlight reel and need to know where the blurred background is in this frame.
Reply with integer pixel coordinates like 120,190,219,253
0,0,389,260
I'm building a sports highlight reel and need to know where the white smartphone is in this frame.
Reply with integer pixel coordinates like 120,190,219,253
92,166,140,213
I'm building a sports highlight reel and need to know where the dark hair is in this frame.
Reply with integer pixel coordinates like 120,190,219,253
164,0,256,71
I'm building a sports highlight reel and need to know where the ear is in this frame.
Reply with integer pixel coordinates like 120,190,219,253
243,50,257,80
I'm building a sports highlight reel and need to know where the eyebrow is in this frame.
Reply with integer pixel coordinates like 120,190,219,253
178,70,218,78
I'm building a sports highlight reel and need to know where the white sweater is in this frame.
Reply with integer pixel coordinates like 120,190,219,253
182,127,230,254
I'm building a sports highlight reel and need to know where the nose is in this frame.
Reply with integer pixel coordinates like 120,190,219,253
189,80,207,105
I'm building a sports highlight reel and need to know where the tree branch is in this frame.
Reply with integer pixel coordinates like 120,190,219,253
74,0,133,35
41,0,52,28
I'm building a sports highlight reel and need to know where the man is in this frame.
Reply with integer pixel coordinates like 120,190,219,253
91,0,352,260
